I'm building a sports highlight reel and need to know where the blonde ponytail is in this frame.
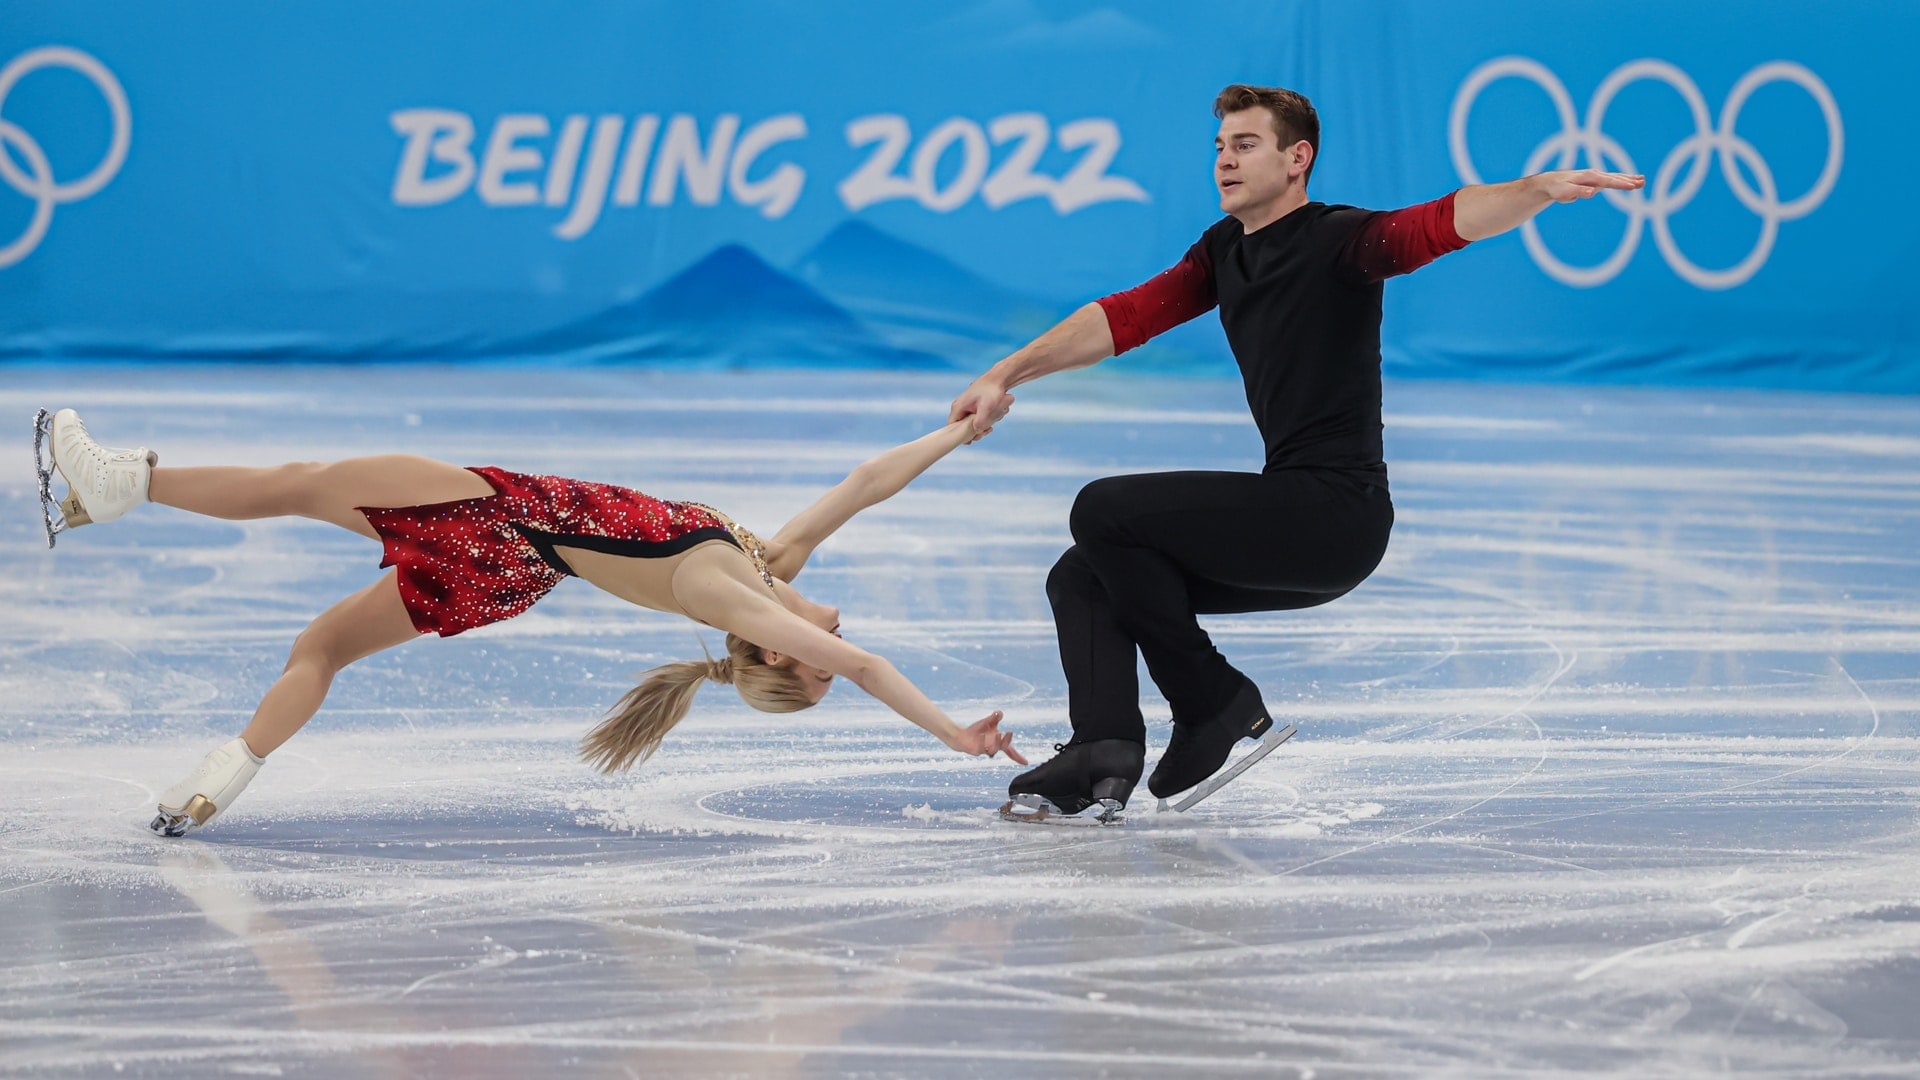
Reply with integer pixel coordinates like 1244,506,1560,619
580,633,816,773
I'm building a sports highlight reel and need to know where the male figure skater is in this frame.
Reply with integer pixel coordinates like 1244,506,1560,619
950,84,1642,819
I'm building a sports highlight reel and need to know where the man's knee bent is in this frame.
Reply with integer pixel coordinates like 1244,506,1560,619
1046,546,1101,607
1067,476,1137,546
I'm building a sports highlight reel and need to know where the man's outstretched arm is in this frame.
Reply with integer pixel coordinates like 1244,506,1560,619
949,244,1216,436
948,303,1115,436
1453,169,1644,242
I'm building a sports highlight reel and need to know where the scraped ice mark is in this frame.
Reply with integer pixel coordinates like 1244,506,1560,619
1727,909,1795,950
1249,800,1390,839
567,755,1025,842
398,943,524,998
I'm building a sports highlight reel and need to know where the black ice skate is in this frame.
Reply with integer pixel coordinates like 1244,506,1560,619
1000,738,1144,825
1149,680,1296,811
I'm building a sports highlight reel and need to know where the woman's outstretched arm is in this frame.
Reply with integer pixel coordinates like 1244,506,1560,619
764,418,975,581
688,578,1025,763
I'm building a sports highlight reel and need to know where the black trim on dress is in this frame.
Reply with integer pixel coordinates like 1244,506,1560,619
511,524,741,578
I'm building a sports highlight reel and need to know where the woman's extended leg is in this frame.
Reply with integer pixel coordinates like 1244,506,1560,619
153,571,421,836
239,569,422,756
147,455,495,539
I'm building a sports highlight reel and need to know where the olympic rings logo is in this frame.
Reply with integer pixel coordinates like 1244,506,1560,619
1449,57,1842,290
0,47,131,269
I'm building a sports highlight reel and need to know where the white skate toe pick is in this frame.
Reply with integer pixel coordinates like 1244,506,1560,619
151,738,264,837
41,407,157,542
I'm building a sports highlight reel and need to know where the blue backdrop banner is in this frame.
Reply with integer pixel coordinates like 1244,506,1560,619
2,1,1912,391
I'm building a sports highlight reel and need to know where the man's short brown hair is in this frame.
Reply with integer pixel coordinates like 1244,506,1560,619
1213,84,1320,185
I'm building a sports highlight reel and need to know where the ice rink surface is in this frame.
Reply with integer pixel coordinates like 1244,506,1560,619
1,367,1917,1078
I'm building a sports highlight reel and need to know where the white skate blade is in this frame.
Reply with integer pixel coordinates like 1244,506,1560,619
1168,722,1297,813
32,409,68,549
997,793,1125,827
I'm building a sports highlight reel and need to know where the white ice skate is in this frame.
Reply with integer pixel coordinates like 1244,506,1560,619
32,407,157,548
151,737,263,837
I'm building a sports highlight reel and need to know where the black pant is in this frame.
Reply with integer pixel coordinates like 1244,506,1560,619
1047,468,1394,743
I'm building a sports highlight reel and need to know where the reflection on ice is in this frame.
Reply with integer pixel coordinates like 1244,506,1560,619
1,368,1918,1075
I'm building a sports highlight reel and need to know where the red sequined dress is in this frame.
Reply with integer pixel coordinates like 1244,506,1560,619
358,467,764,637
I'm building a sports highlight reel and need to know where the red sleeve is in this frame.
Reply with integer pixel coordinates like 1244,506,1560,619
1095,241,1217,354
1340,190,1471,284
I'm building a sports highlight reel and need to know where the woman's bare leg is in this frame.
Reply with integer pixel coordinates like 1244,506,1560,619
147,455,494,539
239,570,423,757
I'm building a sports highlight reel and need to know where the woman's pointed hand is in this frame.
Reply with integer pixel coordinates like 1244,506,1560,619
953,711,1027,765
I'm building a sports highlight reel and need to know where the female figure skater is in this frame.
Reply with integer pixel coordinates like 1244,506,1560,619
32,407,1025,836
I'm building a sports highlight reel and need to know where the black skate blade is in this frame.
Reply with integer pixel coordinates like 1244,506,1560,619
1168,722,1297,813
32,409,66,549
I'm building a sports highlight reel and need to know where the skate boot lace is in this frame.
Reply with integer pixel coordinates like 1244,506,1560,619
67,418,144,500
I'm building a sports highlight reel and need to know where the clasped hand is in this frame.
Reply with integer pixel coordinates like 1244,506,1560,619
948,378,1015,444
